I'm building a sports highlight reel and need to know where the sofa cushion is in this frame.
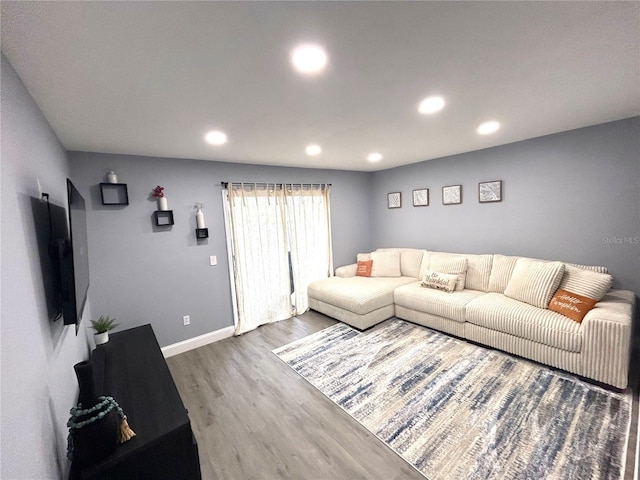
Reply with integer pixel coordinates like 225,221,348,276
557,265,612,301
371,250,401,277
488,255,608,294
420,270,458,293
429,252,493,292
466,293,582,352
335,263,357,277
566,263,608,274
418,251,435,279
464,254,494,292
377,248,425,278
548,289,597,323
430,253,468,291
488,254,520,293
400,249,426,278
504,259,565,308
308,276,414,315
356,260,373,277
394,282,485,323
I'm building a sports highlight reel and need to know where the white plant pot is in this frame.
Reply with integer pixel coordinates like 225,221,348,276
158,197,168,211
95,332,109,345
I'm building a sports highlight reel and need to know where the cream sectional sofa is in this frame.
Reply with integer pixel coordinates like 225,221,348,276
307,248,635,389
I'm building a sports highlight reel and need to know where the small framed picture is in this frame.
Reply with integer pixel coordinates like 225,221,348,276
442,185,462,205
412,189,429,207
387,192,402,209
479,180,502,203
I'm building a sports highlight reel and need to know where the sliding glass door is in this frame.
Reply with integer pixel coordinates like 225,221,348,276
223,183,332,335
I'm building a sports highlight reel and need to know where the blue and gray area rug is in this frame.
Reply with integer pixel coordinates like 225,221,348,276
273,319,631,480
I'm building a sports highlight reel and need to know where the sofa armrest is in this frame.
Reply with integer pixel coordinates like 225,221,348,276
335,263,357,278
581,289,635,389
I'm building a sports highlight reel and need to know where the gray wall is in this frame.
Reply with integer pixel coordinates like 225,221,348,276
1,55,93,479
371,117,640,297
68,152,373,347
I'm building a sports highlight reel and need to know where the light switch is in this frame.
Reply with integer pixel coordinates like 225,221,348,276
209,255,217,266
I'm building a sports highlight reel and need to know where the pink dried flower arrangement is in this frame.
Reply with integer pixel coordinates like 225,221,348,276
151,185,165,198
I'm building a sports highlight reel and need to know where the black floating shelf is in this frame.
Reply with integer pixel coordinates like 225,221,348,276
154,210,174,227
100,183,129,205
195,228,209,239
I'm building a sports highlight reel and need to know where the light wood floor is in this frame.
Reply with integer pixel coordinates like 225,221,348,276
167,312,638,480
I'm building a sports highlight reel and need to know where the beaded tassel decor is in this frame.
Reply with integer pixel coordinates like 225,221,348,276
67,396,136,461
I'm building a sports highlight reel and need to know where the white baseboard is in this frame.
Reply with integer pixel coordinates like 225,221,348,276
161,326,235,358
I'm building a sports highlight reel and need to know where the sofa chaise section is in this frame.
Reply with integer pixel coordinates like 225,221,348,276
308,276,415,330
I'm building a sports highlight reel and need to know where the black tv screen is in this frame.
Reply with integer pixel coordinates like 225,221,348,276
31,180,90,333
31,197,68,321
62,179,90,332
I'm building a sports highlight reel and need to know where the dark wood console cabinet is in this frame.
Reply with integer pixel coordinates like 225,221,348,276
72,324,201,480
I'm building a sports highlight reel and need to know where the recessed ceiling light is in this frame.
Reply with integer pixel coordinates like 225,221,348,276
476,121,500,135
367,152,383,162
418,96,445,114
291,44,328,75
205,130,228,145
305,144,322,156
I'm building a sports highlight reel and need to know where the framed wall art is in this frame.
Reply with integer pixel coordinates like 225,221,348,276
479,180,502,203
412,189,429,207
387,192,402,209
442,185,462,205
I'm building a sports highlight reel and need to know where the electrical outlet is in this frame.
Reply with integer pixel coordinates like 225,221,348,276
209,255,217,266
182,315,190,326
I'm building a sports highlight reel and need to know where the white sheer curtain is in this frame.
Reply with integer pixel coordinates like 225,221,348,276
285,185,333,314
226,185,292,335
224,183,332,335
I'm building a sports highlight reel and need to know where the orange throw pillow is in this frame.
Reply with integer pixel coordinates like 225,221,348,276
356,260,373,277
548,289,597,323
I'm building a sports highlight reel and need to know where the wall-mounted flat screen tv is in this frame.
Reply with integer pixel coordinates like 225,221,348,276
62,178,90,332
31,179,89,333
31,197,67,321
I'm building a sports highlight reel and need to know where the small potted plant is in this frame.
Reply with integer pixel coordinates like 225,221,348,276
90,315,120,345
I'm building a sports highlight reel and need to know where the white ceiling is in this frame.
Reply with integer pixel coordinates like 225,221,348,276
2,1,639,172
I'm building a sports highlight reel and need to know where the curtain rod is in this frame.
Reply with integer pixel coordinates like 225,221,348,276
221,182,331,188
